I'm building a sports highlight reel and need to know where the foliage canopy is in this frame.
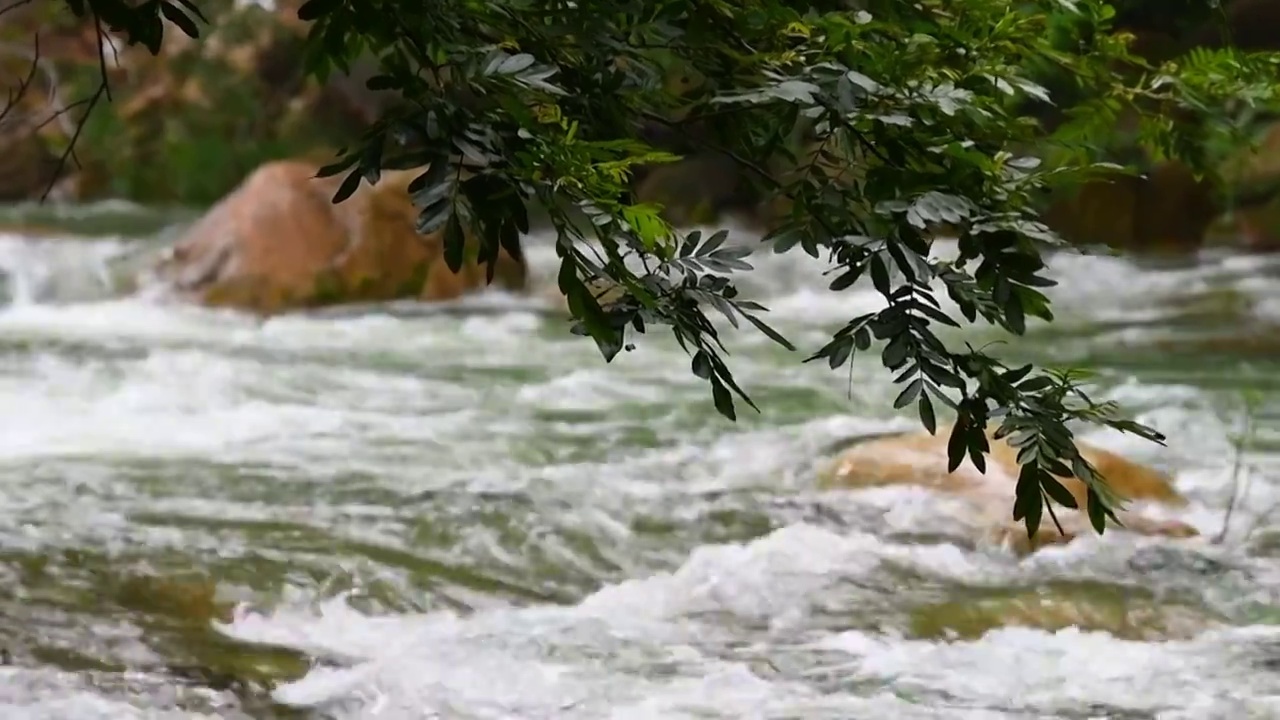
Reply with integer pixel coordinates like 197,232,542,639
19,0,1280,542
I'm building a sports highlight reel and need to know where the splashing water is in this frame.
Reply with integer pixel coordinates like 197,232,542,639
2,206,1280,719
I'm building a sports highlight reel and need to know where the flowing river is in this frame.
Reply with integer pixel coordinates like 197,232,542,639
2,202,1280,719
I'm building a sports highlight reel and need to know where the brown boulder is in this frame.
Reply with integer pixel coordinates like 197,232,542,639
632,153,762,227
150,159,527,314
819,426,1199,555
1041,161,1219,254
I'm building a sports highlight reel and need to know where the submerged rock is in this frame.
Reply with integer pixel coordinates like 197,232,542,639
818,426,1199,556
149,159,527,314
909,582,1222,641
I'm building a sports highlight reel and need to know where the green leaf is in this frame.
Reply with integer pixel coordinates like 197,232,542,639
1017,376,1056,393
360,141,384,186
443,213,466,273
829,267,863,291
331,169,363,205
946,420,968,473
497,53,537,76
918,393,937,434
365,74,401,91
692,351,713,379
711,378,736,421
1086,487,1108,534
317,153,359,179
740,311,796,352
1014,466,1043,538
821,333,851,368
870,253,892,297
894,378,923,409
297,0,341,22
1004,294,1026,335
173,0,207,22
160,2,200,39
882,334,911,370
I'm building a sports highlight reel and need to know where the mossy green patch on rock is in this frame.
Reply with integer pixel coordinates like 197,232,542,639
0,546,313,714
909,581,1222,642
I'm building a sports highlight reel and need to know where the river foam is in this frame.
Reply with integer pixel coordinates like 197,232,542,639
0,214,1278,718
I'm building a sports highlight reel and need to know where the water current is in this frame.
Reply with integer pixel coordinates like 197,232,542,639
1,202,1280,719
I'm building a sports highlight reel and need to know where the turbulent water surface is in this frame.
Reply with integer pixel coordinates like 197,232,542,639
2,203,1280,719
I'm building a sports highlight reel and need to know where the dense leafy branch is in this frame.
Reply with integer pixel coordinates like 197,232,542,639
300,0,1280,540
12,0,1280,542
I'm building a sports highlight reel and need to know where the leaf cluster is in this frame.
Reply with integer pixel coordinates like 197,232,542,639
64,0,207,55
63,0,1277,542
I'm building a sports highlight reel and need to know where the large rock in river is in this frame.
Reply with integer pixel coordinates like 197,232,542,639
1041,160,1219,254
149,159,527,314
819,426,1199,555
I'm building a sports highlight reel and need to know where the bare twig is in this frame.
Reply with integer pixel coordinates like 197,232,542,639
39,15,118,201
93,16,113,103
0,0,35,22
0,34,40,129
29,93,97,135
0,37,79,137
40,81,105,201
1214,389,1262,544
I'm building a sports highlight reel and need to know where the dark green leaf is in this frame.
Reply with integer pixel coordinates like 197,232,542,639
692,351,713,379
331,169,363,205
1087,488,1108,534
740,312,796,351
366,74,400,91
160,2,200,39
947,420,968,473
174,0,207,22
827,265,861,291
894,378,923,409
1017,376,1056,393
711,378,736,421
297,0,341,22
1014,466,1043,539
828,336,854,369
317,151,359,179
443,213,466,273
870,253,891,297
1004,294,1026,334
918,393,937,434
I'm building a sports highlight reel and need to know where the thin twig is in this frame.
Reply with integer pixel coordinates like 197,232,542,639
0,36,79,137
94,16,114,103
40,81,104,200
0,0,34,22
1042,487,1067,536
29,93,97,135
40,15,118,201
0,34,40,129
1214,391,1259,544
